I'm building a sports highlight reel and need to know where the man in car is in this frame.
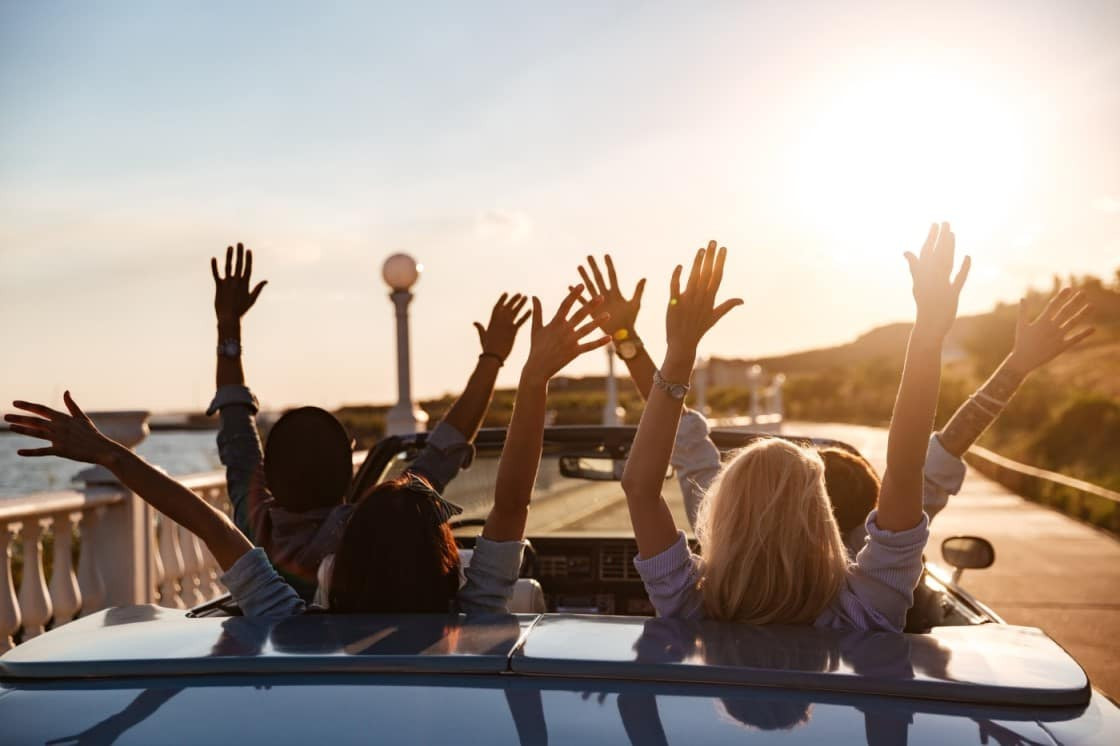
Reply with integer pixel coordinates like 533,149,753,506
206,242,531,598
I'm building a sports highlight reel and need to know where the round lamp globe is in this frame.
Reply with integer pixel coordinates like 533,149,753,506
382,253,422,291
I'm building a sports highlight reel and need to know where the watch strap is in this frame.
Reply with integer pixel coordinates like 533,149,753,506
653,369,690,400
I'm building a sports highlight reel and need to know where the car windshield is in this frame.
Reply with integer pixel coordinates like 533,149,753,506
383,447,690,536
374,427,857,537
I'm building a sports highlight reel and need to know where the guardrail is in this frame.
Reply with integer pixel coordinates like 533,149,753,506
964,445,1120,535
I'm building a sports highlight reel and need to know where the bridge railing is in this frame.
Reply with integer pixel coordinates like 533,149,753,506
0,472,229,652
1,446,373,653
965,445,1120,535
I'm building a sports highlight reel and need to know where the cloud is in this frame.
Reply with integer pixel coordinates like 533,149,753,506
474,209,532,242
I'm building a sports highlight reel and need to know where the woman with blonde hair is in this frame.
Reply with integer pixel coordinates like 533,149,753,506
622,226,970,630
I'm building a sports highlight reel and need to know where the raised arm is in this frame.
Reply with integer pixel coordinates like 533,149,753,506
575,253,718,531
483,285,610,542
7,393,252,570
212,243,267,390
621,242,742,559
440,293,531,440
208,243,269,538
936,288,1094,457
876,223,971,532
574,255,657,399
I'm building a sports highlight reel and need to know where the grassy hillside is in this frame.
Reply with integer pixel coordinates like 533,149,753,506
708,276,1120,490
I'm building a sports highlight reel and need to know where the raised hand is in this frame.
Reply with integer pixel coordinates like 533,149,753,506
211,243,267,324
523,284,611,383
665,240,743,360
473,293,531,363
5,392,118,465
903,223,971,339
575,254,646,337
1006,288,1095,374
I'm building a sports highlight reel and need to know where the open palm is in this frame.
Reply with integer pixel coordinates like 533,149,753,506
576,255,646,337
211,243,267,323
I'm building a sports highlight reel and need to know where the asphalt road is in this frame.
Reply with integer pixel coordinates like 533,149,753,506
516,421,1120,699
788,421,1120,700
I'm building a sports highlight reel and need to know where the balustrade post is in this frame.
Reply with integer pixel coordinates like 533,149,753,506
48,512,82,626
177,524,204,607
0,525,19,653
197,542,222,600
81,411,156,607
157,517,186,609
76,506,107,616
17,518,52,639
93,489,156,607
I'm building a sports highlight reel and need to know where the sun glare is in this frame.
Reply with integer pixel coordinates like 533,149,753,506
784,62,1032,256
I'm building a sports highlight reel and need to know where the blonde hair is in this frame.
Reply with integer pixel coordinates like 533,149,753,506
694,438,850,624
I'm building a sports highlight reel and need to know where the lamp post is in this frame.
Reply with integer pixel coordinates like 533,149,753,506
694,357,709,414
770,373,786,422
747,364,763,424
602,344,620,426
382,253,429,435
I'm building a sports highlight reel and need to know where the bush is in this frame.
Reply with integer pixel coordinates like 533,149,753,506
1029,395,1120,491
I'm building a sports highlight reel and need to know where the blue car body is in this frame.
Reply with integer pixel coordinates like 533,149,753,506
2,608,1117,744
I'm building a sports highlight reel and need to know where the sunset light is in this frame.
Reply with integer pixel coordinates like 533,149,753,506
1,3,1119,738
785,59,1032,252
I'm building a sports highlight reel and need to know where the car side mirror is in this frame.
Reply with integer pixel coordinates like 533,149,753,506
940,536,995,583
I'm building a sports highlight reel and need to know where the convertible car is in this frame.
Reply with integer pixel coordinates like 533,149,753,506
1,427,1117,744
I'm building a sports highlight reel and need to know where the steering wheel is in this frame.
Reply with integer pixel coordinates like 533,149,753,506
449,517,537,579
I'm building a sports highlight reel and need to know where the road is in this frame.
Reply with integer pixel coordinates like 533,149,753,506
776,422,1120,699
505,421,1120,698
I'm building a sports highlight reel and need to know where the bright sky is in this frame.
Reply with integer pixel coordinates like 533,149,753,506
2,1,1118,412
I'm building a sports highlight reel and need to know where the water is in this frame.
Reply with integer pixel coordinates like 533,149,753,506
0,430,222,498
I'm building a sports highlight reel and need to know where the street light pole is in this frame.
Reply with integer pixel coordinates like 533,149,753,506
382,253,429,435
748,363,762,424
603,344,620,426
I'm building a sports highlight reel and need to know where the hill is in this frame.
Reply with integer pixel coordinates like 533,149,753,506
704,276,1120,490
714,281,1120,400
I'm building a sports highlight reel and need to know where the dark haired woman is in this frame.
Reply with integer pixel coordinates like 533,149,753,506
206,243,532,598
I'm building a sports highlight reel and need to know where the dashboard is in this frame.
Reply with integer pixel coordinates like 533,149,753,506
456,531,999,629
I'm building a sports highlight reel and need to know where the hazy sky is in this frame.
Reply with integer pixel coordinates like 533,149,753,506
2,1,1118,412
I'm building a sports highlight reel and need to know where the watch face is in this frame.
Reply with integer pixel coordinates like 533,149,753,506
617,340,638,360
670,383,688,400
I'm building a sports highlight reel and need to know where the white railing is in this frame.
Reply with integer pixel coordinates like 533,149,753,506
1,409,378,653
0,469,231,652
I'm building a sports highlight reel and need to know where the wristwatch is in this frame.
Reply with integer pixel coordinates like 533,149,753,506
217,339,242,358
653,369,690,400
614,330,643,361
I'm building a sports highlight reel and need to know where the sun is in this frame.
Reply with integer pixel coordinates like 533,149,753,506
782,61,1032,256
